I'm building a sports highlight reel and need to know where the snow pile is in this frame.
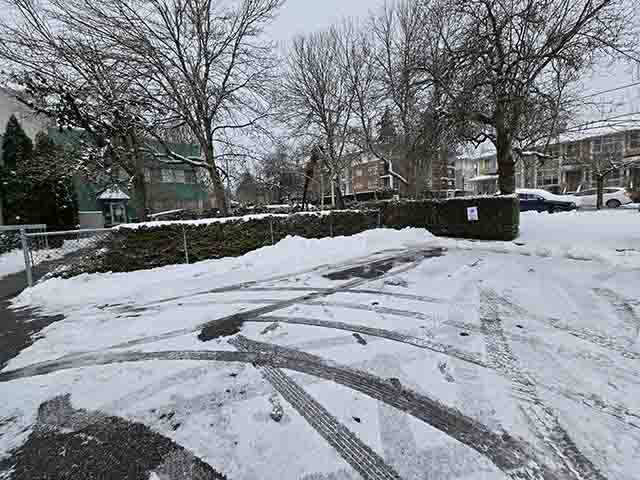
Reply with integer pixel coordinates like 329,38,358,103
438,209,640,268
15,228,434,313
0,249,26,279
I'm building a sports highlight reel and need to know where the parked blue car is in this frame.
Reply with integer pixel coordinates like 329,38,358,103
517,189,578,213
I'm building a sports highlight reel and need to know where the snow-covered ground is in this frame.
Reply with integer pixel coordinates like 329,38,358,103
0,249,26,279
1,212,639,479
440,209,640,268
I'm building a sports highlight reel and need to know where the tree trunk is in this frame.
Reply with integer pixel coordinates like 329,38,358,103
596,175,604,210
334,175,345,209
204,142,228,215
495,115,516,194
301,150,319,210
132,172,147,222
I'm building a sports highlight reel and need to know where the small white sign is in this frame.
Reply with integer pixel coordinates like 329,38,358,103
467,206,479,221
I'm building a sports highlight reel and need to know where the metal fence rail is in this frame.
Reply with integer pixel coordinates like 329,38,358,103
23,228,114,286
0,224,47,256
20,211,384,287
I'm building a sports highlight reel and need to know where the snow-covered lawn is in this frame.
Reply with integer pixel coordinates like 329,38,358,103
1,213,640,479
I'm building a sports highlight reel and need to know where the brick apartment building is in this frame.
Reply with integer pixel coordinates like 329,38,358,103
311,149,455,204
457,128,640,197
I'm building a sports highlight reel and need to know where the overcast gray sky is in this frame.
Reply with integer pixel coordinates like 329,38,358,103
271,0,639,129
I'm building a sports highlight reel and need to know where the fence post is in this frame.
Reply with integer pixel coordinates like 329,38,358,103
20,229,33,287
377,210,382,229
269,218,275,245
182,225,190,264
329,213,333,237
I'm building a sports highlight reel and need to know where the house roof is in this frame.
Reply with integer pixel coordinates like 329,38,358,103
98,187,130,200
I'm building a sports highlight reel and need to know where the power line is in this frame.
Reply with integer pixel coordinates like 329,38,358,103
580,81,640,99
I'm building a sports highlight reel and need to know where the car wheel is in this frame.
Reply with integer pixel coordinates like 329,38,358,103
547,206,556,214
606,199,621,209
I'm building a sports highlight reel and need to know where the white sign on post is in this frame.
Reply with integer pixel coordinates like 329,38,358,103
467,206,479,222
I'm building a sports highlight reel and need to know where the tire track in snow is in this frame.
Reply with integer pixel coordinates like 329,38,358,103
0,340,556,480
484,288,640,361
90,249,435,353
592,288,640,348
242,287,452,305
109,247,435,313
256,314,488,369
236,358,402,480
480,288,607,480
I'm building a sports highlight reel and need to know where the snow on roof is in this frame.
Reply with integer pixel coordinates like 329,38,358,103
149,209,184,218
98,188,130,200
468,174,498,182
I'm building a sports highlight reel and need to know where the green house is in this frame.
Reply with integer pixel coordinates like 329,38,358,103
48,128,211,227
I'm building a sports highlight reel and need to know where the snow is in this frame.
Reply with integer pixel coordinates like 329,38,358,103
517,188,576,203
0,250,26,279
467,174,498,182
97,187,130,200
621,203,640,210
2,214,640,479
437,209,640,268
117,210,359,230
148,209,184,218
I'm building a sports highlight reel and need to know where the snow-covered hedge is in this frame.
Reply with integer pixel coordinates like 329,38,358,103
380,195,519,241
75,210,379,274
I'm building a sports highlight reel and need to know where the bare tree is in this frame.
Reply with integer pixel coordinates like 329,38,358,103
426,0,635,194
0,0,158,220
0,0,283,216
337,19,411,192
278,27,361,208
370,0,445,196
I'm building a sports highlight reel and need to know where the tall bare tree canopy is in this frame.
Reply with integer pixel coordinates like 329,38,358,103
0,0,284,214
426,0,636,193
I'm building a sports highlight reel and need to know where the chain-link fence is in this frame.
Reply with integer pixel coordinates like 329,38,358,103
21,211,384,285
23,228,114,285
0,224,47,256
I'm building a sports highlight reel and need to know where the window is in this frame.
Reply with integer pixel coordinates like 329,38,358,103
592,136,622,154
174,170,186,183
185,170,196,184
628,131,640,149
355,169,363,177
367,165,378,176
161,169,175,183
574,189,596,196
566,143,579,158
382,177,391,188
367,178,379,190
144,168,152,183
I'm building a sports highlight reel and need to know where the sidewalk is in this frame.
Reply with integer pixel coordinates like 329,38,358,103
0,270,63,370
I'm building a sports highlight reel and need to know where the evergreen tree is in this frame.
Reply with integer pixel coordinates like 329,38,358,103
377,107,397,145
24,133,77,227
0,115,34,223
1,114,33,170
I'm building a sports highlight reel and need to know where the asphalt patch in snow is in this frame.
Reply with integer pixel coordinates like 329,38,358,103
0,300,64,370
0,394,227,480
323,249,444,280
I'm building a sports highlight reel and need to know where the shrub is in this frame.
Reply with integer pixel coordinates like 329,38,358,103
381,196,519,241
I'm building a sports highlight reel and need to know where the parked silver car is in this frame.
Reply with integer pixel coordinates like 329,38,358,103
572,187,632,208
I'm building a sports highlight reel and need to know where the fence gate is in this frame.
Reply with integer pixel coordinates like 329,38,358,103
22,228,114,286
